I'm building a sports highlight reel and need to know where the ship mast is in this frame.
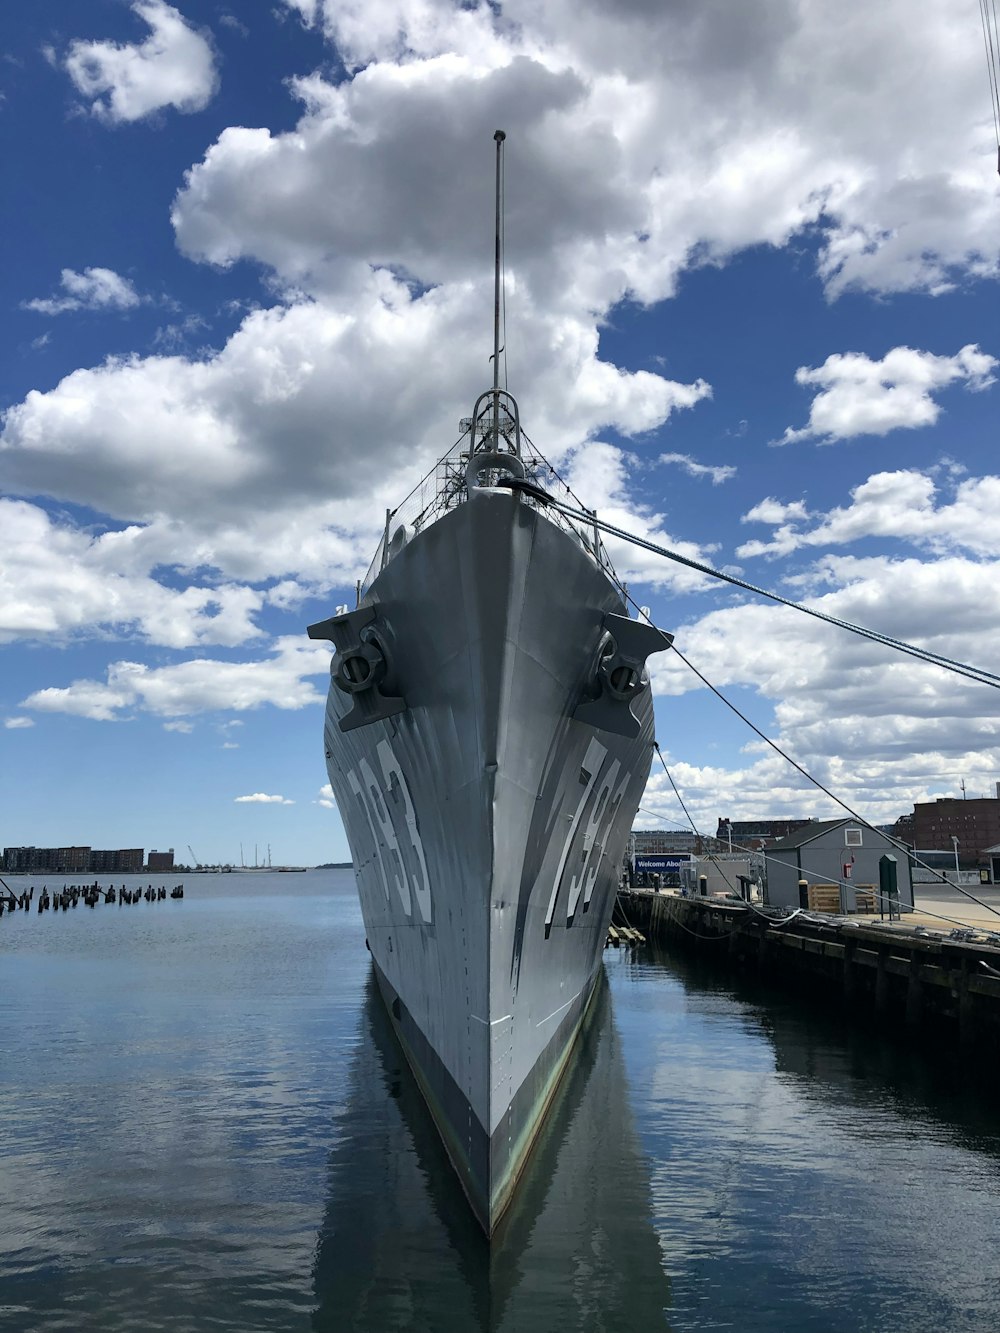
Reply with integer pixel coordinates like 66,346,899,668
461,131,521,463
492,129,505,446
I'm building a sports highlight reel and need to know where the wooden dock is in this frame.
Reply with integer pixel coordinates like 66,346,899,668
605,923,645,948
620,889,1000,1045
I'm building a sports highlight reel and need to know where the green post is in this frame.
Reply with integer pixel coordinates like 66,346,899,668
879,854,899,920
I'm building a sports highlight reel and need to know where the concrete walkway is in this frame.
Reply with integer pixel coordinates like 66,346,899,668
907,883,1000,933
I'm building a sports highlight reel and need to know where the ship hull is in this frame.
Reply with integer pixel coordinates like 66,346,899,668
319,490,656,1232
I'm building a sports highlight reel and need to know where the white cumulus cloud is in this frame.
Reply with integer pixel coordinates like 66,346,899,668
4,0,997,648
556,440,720,594
742,497,810,526
235,792,294,804
4,717,35,729
645,551,1000,828
0,273,709,600
737,468,1000,560
0,499,265,648
64,0,218,125
23,267,141,316
777,344,997,446
4,0,1000,834
21,636,329,721
659,452,736,485
182,0,1000,303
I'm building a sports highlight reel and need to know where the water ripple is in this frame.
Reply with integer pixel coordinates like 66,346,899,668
2,876,1000,1331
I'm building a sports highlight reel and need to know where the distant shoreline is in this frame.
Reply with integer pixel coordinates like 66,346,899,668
1,864,355,876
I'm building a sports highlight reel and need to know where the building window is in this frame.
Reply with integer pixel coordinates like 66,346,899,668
845,828,863,847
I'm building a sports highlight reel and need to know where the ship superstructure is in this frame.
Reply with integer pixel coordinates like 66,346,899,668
309,132,670,1233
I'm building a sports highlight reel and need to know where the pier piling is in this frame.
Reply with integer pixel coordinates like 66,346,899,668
0,881,187,925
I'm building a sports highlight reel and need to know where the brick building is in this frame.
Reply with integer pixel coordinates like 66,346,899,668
716,817,814,850
632,829,702,854
890,812,915,845
147,849,175,872
2,845,146,873
2,846,41,871
912,796,1000,864
55,846,91,872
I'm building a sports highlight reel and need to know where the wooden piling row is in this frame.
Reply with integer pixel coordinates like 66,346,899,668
0,882,184,919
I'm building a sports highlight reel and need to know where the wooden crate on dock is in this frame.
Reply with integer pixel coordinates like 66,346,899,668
807,883,842,913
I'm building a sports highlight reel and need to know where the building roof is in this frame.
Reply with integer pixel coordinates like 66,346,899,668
715,817,811,835
764,818,862,853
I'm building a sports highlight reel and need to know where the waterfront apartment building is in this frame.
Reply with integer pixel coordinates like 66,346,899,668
2,846,90,872
109,848,143,872
2,846,146,873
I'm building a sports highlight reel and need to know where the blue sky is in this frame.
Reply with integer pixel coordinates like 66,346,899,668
1,0,998,866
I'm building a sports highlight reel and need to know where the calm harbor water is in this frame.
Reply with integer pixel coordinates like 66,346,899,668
2,870,999,1332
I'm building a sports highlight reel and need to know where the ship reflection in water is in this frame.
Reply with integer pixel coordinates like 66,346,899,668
312,970,671,1333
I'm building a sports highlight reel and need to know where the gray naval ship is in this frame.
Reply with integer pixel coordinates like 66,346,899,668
309,132,670,1235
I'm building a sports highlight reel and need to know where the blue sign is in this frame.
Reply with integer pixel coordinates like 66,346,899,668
633,854,690,873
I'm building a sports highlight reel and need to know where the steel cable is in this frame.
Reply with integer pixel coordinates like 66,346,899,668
515,488,1000,690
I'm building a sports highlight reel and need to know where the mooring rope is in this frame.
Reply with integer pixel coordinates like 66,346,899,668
499,478,1000,690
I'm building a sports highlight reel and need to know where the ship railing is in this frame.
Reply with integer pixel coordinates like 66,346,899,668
359,434,623,600
519,461,620,586
359,438,471,596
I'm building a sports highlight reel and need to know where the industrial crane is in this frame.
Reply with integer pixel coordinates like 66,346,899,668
187,845,200,869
